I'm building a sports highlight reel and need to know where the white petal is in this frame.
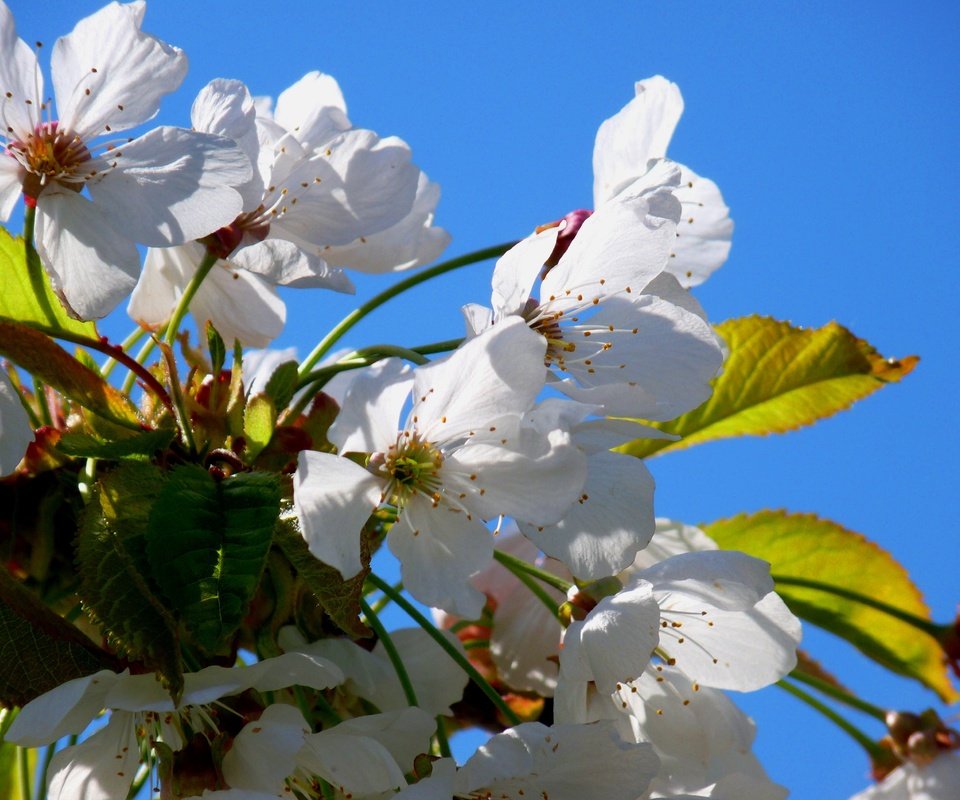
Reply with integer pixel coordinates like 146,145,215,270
221,704,309,793
490,227,559,316
520,450,655,580
627,518,718,572
643,551,776,611
302,728,407,796
0,370,32,476
566,584,661,693
324,707,436,774
462,303,494,338
232,238,325,287
388,495,492,617
294,451,383,577
0,3,41,138
6,670,118,747
443,426,586,526
0,157,24,221
328,358,413,454
669,166,733,288
373,628,470,716
395,759,457,800
322,172,451,273
126,244,184,330
544,185,679,307
176,652,343,707
593,76,684,206
273,71,351,148
45,712,139,800
462,721,660,800
89,126,250,246
35,191,140,319
411,318,546,443
192,78,262,208
52,1,186,139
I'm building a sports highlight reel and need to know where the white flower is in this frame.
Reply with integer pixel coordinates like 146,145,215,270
279,625,469,717
293,319,586,617
396,722,660,800
465,177,725,420
555,550,802,725
0,369,32,475
6,653,343,800
850,752,960,800
0,1,251,319
594,76,733,287
129,73,447,346
219,703,434,799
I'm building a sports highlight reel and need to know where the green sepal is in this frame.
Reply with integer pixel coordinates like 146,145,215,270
274,517,371,639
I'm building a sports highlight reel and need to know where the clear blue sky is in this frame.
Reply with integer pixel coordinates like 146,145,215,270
10,2,960,797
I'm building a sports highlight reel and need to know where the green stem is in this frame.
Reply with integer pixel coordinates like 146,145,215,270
17,746,32,800
369,581,404,615
434,716,452,758
366,572,521,726
777,679,887,760
361,598,420,708
772,575,945,638
101,326,148,379
298,242,516,377
121,334,159,395
494,552,565,621
493,549,573,594
788,669,888,721
23,206,59,324
311,691,344,726
164,251,219,347
36,741,58,800
32,379,53,427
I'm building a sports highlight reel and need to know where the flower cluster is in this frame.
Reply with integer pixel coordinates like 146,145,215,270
0,4,954,800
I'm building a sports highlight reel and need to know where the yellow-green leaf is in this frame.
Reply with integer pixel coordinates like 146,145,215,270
704,510,957,702
244,393,277,461
0,319,141,430
0,227,96,338
617,316,918,458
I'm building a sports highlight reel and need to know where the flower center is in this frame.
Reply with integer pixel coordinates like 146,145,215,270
384,433,444,507
9,121,90,201
524,298,576,368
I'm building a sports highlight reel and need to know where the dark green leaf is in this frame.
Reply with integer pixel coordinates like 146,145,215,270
146,466,280,655
56,428,176,460
264,361,300,411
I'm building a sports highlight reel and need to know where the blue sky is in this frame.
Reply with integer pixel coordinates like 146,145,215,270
9,1,960,797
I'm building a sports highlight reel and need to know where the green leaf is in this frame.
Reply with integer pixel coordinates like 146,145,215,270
146,466,280,655
207,322,226,376
76,463,183,700
274,518,371,639
0,227,97,338
0,723,36,800
0,319,141,430
0,567,114,708
704,510,958,703
618,316,918,458
56,428,176,460
244,393,277,461
264,361,300,411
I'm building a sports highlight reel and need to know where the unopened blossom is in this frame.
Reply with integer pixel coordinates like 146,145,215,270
294,319,586,617
0,1,251,319
6,653,343,800
395,721,660,800
0,369,32,475
465,174,724,419
129,73,447,346
594,76,733,287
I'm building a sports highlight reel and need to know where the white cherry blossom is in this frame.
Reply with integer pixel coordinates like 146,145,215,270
129,73,447,346
294,319,586,617
466,175,725,419
6,653,343,800
395,722,660,800
0,2,251,319
594,76,733,287
850,752,960,800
